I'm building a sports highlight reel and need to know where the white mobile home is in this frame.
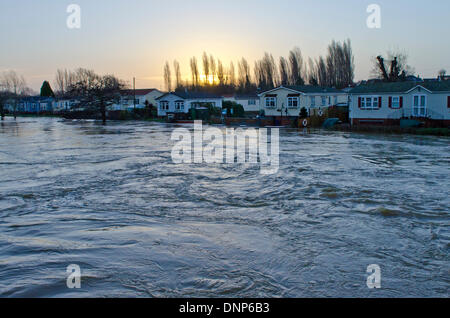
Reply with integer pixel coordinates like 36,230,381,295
223,94,260,113
349,81,450,126
156,91,223,117
111,89,164,111
258,86,349,118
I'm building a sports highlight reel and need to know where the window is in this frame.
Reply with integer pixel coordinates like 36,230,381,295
265,97,276,108
248,99,256,105
175,101,184,111
310,96,316,107
392,96,400,108
328,96,332,105
321,96,326,106
287,97,299,108
413,95,427,117
359,96,380,110
373,97,379,108
160,101,169,110
334,96,338,105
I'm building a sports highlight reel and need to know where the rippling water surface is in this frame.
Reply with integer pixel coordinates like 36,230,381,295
0,117,448,297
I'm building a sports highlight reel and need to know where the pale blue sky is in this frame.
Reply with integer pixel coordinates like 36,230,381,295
1,0,449,91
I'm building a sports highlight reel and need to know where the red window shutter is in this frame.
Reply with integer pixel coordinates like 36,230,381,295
358,97,361,108
400,97,403,108
388,97,392,108
378,97,382,108
448,96,450,108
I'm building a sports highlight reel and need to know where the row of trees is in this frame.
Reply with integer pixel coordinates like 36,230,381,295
163,39,356,94
0,71,32,119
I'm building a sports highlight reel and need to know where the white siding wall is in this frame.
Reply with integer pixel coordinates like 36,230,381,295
158,94,223,117
350,87,450,121
259,87,348,117
235,98,260,112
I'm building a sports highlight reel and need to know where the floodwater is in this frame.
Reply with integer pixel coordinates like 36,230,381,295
0,117,448,298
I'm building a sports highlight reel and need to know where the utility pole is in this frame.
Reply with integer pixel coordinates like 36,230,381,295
133,77,136,110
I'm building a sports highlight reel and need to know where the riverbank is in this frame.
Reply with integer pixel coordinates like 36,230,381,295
333,124,450,137
3,114,449,136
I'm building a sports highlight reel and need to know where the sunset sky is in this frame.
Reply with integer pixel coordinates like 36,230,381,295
1,0,449,91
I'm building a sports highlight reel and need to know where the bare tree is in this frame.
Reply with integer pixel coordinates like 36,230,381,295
202,52,210,85
308,58,319,86
173,60,182,90
190,57,199,88
261,53,277,89
342,39,355,87
315,57,328,87
1,71,28,119
209,55,216,85
373,50,414,82
279,57,289,86
438,69,447,79
55,69,66,96
164,62,172,92
54,69,74,96
289,47,305,86
229,61,236,87
254,60,265,89
238,58,251,92
217,60,225,86
0,80,9,120
67,68,125,124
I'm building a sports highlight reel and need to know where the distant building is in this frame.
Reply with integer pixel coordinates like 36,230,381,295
223,93,260,113
349,81,450,126
156,91,223,117
111,89,164,111
53,99,80,113
258,85,349,118
16,96,55,113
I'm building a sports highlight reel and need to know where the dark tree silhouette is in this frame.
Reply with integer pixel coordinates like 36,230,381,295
373,51,414,82
40,81,55,97
67,68,125,124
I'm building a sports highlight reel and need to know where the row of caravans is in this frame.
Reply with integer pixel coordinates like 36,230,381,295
256,80,450,127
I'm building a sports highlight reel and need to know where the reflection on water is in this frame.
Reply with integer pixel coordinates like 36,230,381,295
0,117,449,297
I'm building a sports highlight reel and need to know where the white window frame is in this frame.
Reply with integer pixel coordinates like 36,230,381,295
310,96,316,107
413,95,427,117
361,96,380,110
160,101,169,111
175,101,184,111
287,97,299,108
265,97,276,108
321,96,326,106
248,99,256,105
392,96,401,109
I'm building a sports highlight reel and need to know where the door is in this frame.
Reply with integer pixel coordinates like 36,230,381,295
413,95,426,117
